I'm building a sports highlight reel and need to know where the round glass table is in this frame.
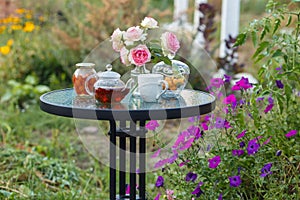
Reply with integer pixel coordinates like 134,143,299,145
40,88,215,200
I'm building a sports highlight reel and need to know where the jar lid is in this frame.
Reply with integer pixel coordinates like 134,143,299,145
75,63,95,68
99,64,121,79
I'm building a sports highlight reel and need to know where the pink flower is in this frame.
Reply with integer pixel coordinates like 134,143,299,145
264,104,274,113
237,130,246,139
285,130,297,138
231,77,253,91
208,155,221,168
154,193,161,200
160,32,180,59
263,136,272,145
120,47,130,66
145,120,159,131
123,26,146,45
166,189,175,200
151,148,161,158
110,28,124,52
141,17,158,28
128,44,151,66
223,94,237,105
210,78,224,88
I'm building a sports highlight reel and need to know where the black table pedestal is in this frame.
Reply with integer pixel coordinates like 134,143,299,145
109,120,147,200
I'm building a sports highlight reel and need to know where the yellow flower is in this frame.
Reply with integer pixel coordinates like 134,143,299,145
0,26,6,33
12,17,21,24
23,22,35,32
11,25,22,30
16,8,26,14
25,14,32,19
7,39,14,46
0,46,11,55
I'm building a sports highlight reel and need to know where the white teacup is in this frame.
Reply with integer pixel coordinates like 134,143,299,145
138,74,169,102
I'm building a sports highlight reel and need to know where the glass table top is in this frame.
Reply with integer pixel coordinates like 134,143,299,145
40,88,215,121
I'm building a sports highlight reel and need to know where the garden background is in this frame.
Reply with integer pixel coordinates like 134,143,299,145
0,0,299,199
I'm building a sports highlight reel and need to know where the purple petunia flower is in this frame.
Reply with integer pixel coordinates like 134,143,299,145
276,150,282,156
268,96,274,104
185,172,198,182
285,130,298,138
168,153,178,164
232,149,244,156
187,125,202,139
247,139,260,155
210,78,224,88
275,80,284,89
191,182,204,197
239,141,246,148
260,163,273,177
256,97,264,102
231,77,253,91
224,74,231,83
145,120,159,131
215,117,225,129
151,149,161,158
155,176,164,188
208,155,221,168
229,175,242,187
218,193,223,200
237,130,246,139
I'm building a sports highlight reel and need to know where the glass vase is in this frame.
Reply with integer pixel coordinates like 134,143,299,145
130,64,150,97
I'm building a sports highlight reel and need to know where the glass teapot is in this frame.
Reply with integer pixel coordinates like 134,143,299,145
85,64,131,103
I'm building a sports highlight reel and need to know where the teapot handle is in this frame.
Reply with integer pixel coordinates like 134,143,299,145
85,74,97,96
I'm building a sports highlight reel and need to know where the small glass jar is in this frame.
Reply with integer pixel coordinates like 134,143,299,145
152,60,190,98
72,63,97,96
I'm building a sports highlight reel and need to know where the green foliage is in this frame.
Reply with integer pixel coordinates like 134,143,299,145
1,74,50,110
151,1,300,199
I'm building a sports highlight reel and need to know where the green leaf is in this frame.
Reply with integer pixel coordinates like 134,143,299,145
286,15,292,26
234,33,247,47
251,31,258,47
272,49,284,58
25,75,37,85
273,18,281,34
253,41,270,59
0,190,11,197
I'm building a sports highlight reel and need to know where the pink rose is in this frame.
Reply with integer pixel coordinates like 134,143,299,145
110,28,124,52
120,47,130,66
128,44,151,66
123,26,147,45
141,17,159,29
160,32,180,59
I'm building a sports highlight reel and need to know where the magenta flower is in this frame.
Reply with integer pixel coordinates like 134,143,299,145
210,78,224,88
232,149,244,156
155,176,164,188
275,80,284,89
264,104,274,113
237,130,246,139
201,122,208,131
151,149,161,158
145,120,159,131
263,136,272,145
154,158,169,168
231,77,253,91
179,160,190,167
154,193,161,200
223,94,237,106
256,97,264,102
285,130,297,138
168,153,178,164
260,163,273,177
179,137,194,151
208,155,221,168
247,139,260,155
218,193,223,200
229,175,242,187
191,182,204,197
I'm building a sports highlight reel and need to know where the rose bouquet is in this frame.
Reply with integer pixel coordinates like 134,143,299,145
110,17,180,67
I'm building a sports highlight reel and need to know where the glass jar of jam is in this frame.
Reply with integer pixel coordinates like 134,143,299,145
72,63,97,96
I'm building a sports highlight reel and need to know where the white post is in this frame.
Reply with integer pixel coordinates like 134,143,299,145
219,0,240,58
193,0,207,32
174,0,189,22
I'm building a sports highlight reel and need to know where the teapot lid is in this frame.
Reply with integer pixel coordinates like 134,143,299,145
99,64,121,79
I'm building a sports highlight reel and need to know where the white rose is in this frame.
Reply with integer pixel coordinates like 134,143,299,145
120,47,131,66
110,28,124,52
123,26,147,45
141,17,159,29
